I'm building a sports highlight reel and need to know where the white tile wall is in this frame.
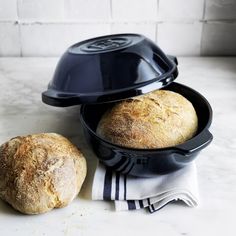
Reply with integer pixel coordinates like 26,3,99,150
65,0,111,20
0,0,17,21
112,0,158,20
111,22,156,42
0,22,20,56
205,0,236,20
20,23,110,56
0,0,235,56
159,0,204,20
18,0,64,21
201,22,236,55
158,22,202,56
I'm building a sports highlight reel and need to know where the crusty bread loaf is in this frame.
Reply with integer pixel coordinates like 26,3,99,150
97,90,198,149
0,133,87,214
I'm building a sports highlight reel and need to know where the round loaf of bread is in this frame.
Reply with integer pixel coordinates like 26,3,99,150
0,133,87,214
97,90,198,149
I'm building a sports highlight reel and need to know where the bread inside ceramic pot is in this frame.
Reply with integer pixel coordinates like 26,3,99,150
96,90,198,149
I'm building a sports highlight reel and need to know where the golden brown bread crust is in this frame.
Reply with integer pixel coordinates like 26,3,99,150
97,90,198,149
0,133,87,214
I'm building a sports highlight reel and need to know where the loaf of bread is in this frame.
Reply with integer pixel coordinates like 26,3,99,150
0,133,87,214
97,90,198,149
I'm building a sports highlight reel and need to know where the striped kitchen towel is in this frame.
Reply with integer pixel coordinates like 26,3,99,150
92,162,199,213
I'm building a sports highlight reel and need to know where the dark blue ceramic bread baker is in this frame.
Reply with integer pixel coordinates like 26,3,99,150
42,34,213,177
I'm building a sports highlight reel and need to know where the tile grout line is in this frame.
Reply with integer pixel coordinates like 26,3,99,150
16,0,22,57
200,0,207,56
156,0,159,42
110,0,113,19
110,0,113,34
63,0,66,21
202,0,207,20
1,19,236,25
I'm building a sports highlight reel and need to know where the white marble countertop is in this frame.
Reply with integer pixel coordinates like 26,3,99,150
0,57,236,236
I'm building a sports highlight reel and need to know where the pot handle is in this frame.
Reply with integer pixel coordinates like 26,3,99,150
167,55,178,65
174,130,213,155
42,89,81,107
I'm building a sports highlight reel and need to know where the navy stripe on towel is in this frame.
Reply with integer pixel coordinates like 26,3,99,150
103,168,113,200
139,200,144,208
147,198,155,212
115,173,120,200
148,200,176,213
124,175,127,200
127,200,136,210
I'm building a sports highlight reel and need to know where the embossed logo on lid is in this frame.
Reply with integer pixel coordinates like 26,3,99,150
69,35,141,54
81,37,131,52
81,38,129,52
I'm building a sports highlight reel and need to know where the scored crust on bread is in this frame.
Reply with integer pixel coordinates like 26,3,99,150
0,133,87,214
97,90,198,149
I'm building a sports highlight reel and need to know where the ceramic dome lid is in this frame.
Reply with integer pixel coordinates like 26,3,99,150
42,34,178,107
